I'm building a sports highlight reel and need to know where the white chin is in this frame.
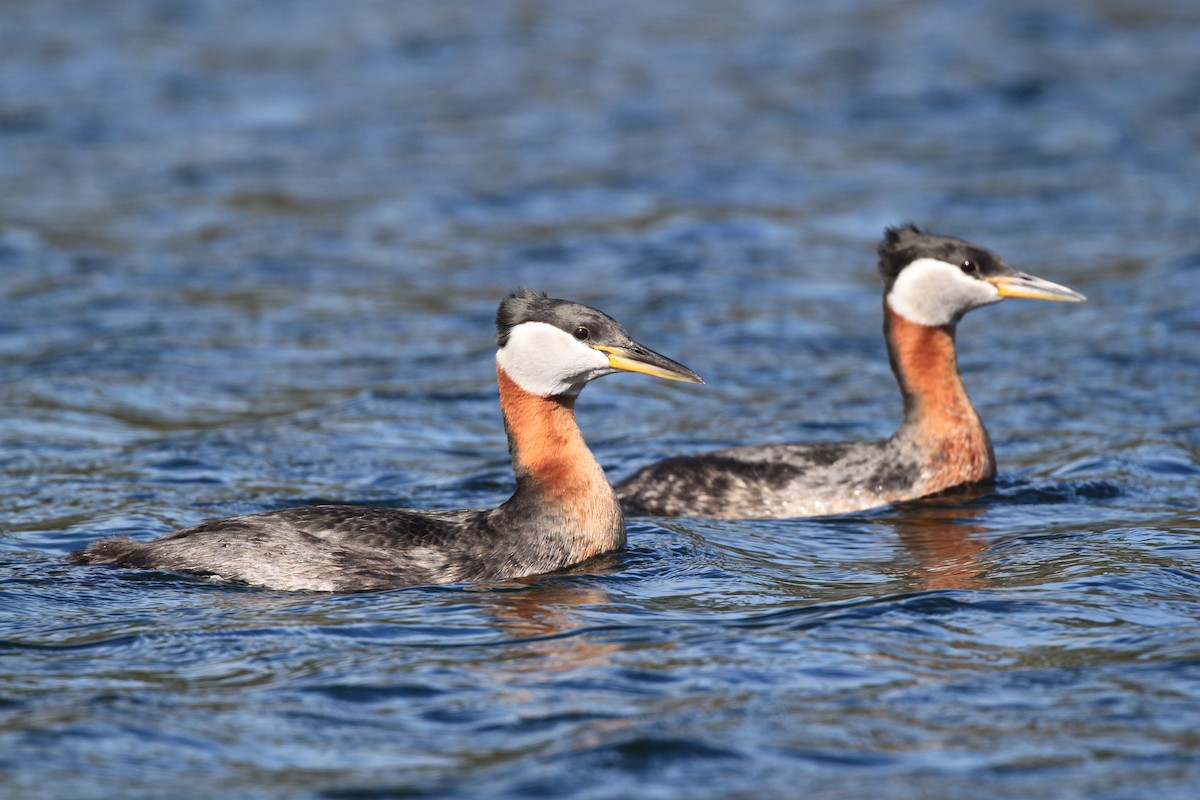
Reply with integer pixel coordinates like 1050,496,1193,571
496,322,612,396
887,258,1001,327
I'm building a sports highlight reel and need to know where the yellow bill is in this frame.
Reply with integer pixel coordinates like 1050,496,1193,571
986,272,1086,302
593,344,705,384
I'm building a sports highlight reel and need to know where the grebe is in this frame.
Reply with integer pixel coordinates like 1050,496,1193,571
616,225,1085,519
70,289,703,591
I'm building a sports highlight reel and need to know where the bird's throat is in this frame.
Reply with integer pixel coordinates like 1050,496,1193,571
885,308,995,488
496,366,617,510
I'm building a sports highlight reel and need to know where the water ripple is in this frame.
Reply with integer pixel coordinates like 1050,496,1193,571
4,1,1200,798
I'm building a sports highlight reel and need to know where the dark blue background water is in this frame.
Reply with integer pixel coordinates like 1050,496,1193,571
3,1,1199,797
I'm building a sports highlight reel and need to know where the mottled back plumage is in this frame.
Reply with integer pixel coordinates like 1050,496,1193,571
617,225,1082,519
71,290,702,591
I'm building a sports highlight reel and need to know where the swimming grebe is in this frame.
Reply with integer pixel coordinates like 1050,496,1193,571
70,289,703,591
616,225,1085,519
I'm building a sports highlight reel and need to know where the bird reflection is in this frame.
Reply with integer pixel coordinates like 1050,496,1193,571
472,553,623,675
888,486,994,590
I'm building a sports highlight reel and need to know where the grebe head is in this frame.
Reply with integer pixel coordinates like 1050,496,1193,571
495,289,704,397
880,224,1086,328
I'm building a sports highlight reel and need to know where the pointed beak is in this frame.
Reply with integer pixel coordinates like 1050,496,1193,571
592,344,705,385
985,271,1086,303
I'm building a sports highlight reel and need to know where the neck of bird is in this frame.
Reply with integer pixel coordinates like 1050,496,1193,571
495,365,624,554
884,306,996,487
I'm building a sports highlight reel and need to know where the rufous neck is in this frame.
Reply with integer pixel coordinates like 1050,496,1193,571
884,305,995,484
885,306,974,424
496,366,611,504
495,365,624,561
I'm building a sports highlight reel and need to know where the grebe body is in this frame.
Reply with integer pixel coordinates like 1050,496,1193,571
71,290,702,590
616,226,1084,519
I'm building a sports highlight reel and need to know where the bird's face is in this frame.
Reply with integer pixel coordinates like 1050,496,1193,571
496,296,703,397
885,238,1085,328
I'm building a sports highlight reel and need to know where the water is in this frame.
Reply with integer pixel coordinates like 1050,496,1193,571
3,0,1200,797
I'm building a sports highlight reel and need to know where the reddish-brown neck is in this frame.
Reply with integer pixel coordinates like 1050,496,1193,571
885,306,995,487
496,366,615,509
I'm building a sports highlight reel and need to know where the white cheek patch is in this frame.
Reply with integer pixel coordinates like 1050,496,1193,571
496,321,613,396
886,258,1002,327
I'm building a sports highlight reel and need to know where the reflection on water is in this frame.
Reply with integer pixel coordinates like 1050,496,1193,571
889,491,994,591
478,579,619,675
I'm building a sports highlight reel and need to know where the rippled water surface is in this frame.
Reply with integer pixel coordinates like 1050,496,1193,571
3,1,1200,797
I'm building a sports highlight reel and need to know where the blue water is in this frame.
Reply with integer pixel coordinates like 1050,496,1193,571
3,1,1200,797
